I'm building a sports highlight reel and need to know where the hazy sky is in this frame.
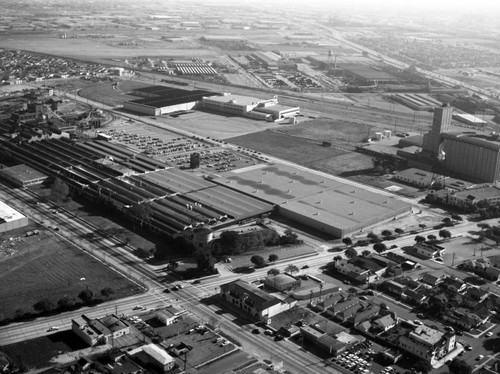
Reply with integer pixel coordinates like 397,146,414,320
247,0,500,14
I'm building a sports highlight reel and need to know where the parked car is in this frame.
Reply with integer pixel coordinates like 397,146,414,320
252,328,260,334
47,326,59,332
414,320,422,325
192,280,201,285
477,354,484,361
486,332,493,337
301,265,309,269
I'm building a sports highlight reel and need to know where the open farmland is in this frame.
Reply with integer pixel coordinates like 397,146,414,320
0,230,141,321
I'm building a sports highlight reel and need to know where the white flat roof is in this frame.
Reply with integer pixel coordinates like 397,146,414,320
204,94,268,106
453,113,487,124
0,200,26,222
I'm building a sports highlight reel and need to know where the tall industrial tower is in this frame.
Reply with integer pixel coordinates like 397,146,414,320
422,103,453,159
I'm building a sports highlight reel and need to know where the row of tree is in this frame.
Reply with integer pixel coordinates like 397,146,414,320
33,287,114,313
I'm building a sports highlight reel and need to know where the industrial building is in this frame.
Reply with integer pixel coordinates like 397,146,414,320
452,113,487,126
215,164,411,238
123,86,218,116
441,132,500,182
392,94,441,111
0,164,48,187
201,94,300,121
0,137,274,238
338,64,399,85
422,103,453,160
0,200,28,232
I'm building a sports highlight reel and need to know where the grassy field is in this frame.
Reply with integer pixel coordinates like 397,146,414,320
0,227,141,321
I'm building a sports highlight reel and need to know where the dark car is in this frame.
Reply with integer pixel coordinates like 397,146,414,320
164,288,171,293
252,328,260,334
301,265,310,269
192,280,201,285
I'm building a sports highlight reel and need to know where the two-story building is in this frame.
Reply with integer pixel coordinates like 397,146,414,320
398,325,456,366
220,280,296,322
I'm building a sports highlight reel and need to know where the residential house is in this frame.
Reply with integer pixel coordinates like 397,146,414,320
373,314,397,333
330,299,361,315
315,292,346,312
383,280,407,297
464,286,490,308
220,279,296,322
352,306,380,326
403,289,427,305
441,277,466,293
420,273,443,287
336,303,364,323
411,242,445,259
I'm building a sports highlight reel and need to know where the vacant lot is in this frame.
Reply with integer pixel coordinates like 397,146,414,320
1,330,87,370
0,229,141,321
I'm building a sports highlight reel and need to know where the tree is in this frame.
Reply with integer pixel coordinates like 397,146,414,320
129,202,152,231
268,254,278,263
439,229,452,240
100,287,115,298
333,255,342,262
250,255,266,268
33,298,55,312
196,249,216,274
373,242,387,254
57,296,75,310
78,289,94,303
413,359,432,374
345,247,358,259
449,358,472,374
280,229,302,245
49,177,70,203
442,217,453,226
451,214,463,221
414,235,426,243
285,264,299,274
342,237,353,247
477,223,491,231
381,230,392,237
219,231,243,254
418,223,427,230
362,250,371,257
394,228,404,235
267,268,280,276
367,232,378,240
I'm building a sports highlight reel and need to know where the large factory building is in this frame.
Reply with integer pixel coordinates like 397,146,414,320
441,133,500,182
0,200,29,232
123,86,218,116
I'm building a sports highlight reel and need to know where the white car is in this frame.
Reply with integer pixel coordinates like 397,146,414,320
47,326,59,332
414,320,423,325
485,332,493,337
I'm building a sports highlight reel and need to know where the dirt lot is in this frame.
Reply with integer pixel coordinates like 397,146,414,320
0,225,141,320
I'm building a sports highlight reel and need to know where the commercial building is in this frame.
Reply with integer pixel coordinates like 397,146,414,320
0,164,48,187
394,168,474,190
216,164,411,238
0,200,28,233
392,94,441,111
220,279,297,322
127,344,175,372
398,325,455,366
72,314,130,346
264,273,301,292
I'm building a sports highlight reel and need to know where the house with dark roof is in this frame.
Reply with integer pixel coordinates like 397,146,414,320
373,314,397,333
220,279,296,322
420,273,443,287
441,277,466,293
383,280,407,297
352,306,380,326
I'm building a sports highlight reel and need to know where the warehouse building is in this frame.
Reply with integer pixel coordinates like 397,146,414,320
123,86,218,116
0,164,48,187
452,113,487,126
215,164,411,238
0,200,28,232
